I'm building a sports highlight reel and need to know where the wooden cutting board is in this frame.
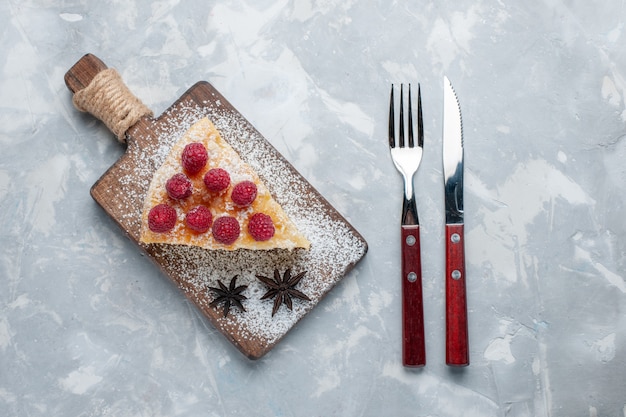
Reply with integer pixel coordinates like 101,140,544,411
64,54,368,359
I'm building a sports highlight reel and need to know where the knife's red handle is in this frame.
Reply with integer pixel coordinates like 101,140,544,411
445,223,469,366
401,225,425,367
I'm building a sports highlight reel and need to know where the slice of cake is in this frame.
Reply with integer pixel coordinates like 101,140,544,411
139,117,310,251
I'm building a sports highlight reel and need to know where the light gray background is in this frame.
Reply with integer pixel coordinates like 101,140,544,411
1,1,625,416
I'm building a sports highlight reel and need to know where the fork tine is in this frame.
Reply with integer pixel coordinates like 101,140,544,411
417,83,424,148
389,84,395,148
408,84,414,148
399,84,405,148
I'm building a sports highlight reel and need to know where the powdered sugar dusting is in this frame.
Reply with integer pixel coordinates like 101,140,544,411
108,88,367,355
138,116,309,250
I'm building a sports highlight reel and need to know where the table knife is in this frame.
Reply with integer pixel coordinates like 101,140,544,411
442,76,469,366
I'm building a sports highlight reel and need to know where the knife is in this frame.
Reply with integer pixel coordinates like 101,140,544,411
442,76,469,366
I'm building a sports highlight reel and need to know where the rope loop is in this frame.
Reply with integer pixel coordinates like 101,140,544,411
72,68,152,142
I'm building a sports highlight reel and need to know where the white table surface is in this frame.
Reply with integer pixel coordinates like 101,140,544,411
1,1,625,416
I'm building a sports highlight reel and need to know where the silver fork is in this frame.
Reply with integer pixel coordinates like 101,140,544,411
388,84,425,367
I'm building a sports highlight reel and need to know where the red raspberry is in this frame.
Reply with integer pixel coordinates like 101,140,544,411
248,213,275,241
185,205,212,233
148,204,177,233
165,173,192,200
181,142,208,175
203,168,230,193
212,216,240,245
231,180,257,207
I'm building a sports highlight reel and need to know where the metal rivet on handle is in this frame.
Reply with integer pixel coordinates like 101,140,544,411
451,270,461,280
407,272,417,282
451,233,461,243
406,235,416,246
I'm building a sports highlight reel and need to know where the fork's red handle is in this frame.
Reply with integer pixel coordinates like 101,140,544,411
401,225,426,367
445,223,469,366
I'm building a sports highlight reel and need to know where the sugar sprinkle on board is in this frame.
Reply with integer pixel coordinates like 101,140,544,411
86,80,368,359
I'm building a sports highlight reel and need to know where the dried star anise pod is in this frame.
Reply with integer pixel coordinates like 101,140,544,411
208,276,248,318
256,268,311,316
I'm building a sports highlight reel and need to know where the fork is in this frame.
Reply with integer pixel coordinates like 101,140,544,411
388,84,425,367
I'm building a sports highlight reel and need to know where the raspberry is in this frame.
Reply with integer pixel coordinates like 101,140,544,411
212,216,240,245
148,204,177,233
203,168,230,193
248,213,275,241
231,180,257,207
185,205,212,233
181,142,208,175
165,173,192,200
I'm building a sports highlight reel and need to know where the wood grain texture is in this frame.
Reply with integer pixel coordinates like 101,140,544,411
445,223,469,366
65,54,368,359
64,53,108,93
401,225,425,367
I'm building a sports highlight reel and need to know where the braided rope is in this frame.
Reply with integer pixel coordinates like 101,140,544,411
72,68,152,142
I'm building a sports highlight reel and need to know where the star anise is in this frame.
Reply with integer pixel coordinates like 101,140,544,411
208,276,248,318
256,268,311,316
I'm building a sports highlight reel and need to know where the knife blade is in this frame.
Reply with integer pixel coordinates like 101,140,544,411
442,76,469,366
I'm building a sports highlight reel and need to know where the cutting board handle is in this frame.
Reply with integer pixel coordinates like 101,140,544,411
64,53,153,142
